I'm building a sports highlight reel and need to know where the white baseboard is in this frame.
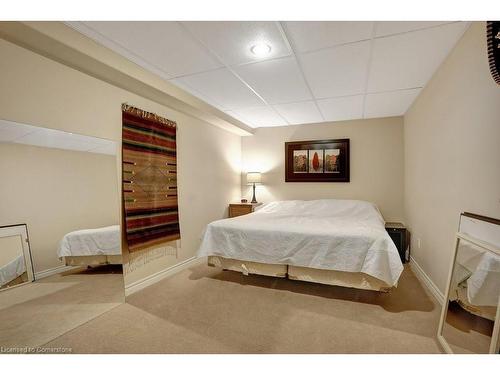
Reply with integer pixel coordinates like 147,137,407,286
125,256,204,297
35,264,76,280
409,256,444,305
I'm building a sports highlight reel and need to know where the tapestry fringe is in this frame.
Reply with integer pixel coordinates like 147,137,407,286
122,103,177,128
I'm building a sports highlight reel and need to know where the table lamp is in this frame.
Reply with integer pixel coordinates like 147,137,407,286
246,172,262,203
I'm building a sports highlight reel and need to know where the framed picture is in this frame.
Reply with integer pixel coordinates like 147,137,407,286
285,139,349,182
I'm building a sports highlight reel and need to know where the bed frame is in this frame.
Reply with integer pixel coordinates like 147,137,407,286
207,256,392,292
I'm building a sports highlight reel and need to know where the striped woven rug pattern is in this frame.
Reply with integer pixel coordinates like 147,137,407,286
122,105,180,252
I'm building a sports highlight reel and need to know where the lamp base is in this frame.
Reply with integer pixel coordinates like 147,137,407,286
251,183,257,203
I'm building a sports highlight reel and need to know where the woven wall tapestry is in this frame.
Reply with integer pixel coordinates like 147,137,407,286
122,104,180,252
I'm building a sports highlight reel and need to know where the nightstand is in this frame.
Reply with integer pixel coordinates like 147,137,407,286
229,203,263,218
385,222,410,263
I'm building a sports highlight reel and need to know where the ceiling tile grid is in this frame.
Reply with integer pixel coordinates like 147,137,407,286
233,57,312,105
181,21,292,66
298,40,372,99
232,106,287,128
66,21,470,128
174,67,265,110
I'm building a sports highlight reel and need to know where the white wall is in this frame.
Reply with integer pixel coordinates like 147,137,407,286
404,22,500,293
0,38,242,286
241,117,405,222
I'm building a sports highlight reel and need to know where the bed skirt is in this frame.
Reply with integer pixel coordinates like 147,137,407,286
451,284,497,321
63,255,123,267
208,256,287,277
288,265,392,292
207,256,392,292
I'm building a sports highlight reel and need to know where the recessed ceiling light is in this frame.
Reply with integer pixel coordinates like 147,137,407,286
250,42,272,57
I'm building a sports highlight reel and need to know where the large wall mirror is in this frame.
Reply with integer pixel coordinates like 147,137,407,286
0,119,124,349
438,213,500,354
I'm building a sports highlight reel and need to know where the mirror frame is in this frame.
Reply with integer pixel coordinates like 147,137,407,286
0,223,35,291
437,232,500,354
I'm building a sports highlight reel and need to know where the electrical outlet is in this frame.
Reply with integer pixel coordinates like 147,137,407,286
417,238,421,249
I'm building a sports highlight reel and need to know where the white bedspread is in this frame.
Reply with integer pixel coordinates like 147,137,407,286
467,251,500,306
0,254,26,287
197,199,403,286
456,242,500,306
58,225,121,258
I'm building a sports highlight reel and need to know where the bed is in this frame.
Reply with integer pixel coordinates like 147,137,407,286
58,225,122,267
449,241,500,321
198,199,404,291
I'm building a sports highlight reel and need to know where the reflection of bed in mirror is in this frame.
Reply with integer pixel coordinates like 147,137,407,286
437,212,500,354
0,254,27,288
58,225,122,267
0,224,34,290
449,241,499,321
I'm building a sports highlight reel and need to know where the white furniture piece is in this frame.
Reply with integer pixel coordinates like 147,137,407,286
198,199,404,291
0,224,34,290
437,212,500,354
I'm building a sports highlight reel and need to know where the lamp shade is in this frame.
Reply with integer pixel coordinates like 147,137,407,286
246,172,262,185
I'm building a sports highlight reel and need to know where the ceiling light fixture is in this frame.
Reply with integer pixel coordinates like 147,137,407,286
250,42,272,57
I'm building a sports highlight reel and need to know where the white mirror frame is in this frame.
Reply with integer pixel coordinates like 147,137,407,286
437,232,500,354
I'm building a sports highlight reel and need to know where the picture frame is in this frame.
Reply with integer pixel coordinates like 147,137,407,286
285,139,350,182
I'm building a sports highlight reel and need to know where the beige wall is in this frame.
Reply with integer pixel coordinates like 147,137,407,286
0,143,119,273
0,39,242,286
404,22,500,293
241,117,405,222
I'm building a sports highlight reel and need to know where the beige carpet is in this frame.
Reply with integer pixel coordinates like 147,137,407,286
43,263,444,353
442,302,495,354
0,265,124,348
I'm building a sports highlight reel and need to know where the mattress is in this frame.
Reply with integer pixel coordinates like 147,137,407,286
0,254,26,287
198,199,403,286
58,225,121,258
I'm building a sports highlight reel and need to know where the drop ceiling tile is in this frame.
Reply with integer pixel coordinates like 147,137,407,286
273,101,323,125
364,88,421,118
232,107,287,128
375,21,452,37
285,21,374,52
300,41,371,99
76,21,222,77
234,57,312,104
317,95,364,122
169,78,227,110
182,21,291,66
368,22,469,92
176,68,264,110
0,120,38,142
